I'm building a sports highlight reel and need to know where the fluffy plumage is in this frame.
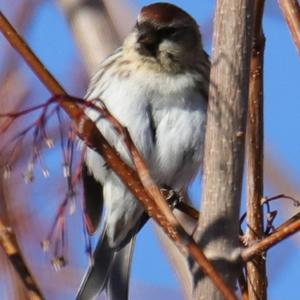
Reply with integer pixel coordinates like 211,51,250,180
77,2,209,300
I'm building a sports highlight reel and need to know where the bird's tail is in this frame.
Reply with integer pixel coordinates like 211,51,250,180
76,232,135,300
106,239,135,300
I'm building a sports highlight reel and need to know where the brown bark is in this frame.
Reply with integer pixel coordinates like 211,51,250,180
245,1,267,299
0,212,44,300
194,1,255,299
278,0,300,54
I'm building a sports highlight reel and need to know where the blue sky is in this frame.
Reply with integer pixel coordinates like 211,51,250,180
1,1,300,299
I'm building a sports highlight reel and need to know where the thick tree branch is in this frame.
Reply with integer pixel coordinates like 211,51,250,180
278,0,300,54
194,1,255,299
101,0,136,39
0,11,237,300
245,0,267,299
57,0,120,74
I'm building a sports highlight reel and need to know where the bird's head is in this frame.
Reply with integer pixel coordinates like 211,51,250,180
123,3,204,73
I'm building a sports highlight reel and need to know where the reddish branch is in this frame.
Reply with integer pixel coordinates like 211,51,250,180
278,0,300,54
245,0,267,299
0,12,238,300
176,201,200,220
242,211,300,261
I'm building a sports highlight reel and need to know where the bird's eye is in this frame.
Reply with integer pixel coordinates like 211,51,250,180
157,27,179,39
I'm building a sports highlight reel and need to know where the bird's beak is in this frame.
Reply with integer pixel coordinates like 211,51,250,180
137,29,159,57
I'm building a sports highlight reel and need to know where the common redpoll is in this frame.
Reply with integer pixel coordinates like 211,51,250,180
77,2,209,300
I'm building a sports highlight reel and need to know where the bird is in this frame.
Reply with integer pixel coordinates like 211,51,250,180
76,2,210,300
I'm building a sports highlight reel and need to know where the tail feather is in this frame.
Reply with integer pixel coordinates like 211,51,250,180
76,233,135,300
106,238,136,300
76,210,148,300
76,232,113,300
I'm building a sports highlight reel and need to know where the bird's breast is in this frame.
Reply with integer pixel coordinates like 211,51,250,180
87,69,207,189
150,92,207,188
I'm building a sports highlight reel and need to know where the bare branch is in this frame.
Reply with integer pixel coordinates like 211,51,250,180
0,217,44,299
57,0,120,74
194,1,255,299
102,0,136,39
242,211,300,261
245,0,267,299
278,0,300,54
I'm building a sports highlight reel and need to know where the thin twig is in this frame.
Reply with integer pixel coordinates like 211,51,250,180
0,12,237,300
245,0,267,299
176,202,199,220
278,0,300,54
242,211,300,261
238,271,249,300
261,194,300,207
239,194,300,233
